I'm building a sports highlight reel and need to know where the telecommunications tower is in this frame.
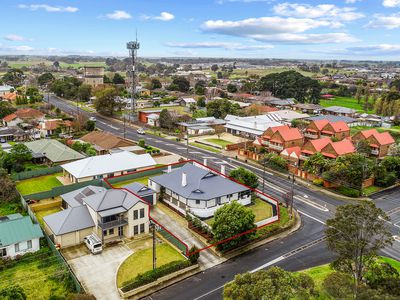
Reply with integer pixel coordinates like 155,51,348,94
126,35,140,119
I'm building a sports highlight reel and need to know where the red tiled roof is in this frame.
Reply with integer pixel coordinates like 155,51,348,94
310,137,332,152
329,121,350,133
372,132,395,146
263,125,289,139
282,146,301,157
330,139,355,155
276,127,303,142
15,108,45,120
312,119,330,131
3,113,17,122
359,129,378,138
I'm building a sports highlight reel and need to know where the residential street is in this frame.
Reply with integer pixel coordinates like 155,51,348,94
49,95,400,299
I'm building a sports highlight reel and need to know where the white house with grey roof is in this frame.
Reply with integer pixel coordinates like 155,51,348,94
43,187,149,248
149,163,252,218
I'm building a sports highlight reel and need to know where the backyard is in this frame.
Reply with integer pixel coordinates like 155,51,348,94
16,173,63,196
112,172,164,188
320,96,375,114
0,247,77,299
116,242,186,288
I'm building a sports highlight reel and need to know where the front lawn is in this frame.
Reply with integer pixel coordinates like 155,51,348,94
190,142,221,153
320,96,374,114
113,173,164,188
0,247,76,299
204,138,231,148
16,173,63,195
117,242,185,287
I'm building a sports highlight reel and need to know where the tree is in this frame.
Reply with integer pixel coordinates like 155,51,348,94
188,245,200,264
10,144,32,164
355,139,372,156
112,73,125,84
303,153,329,175
170,76,190,92
77,84,92,102
355,86,363,104
85,120,96,131
322,272,354,299
206,98,240,119
2,69,24,86
159,109,174,129
212,201,256,251
0,102,16,119
211,64,219,72
0,285,26,300
150,78,162,89
37,72,55,86
0,169,18,202
227,83,237,93
192,110,207,119
224,267,315,300
195,80,206,95
229,167,258,189
196,97,206,108
94,86,118,116
326,202,393,294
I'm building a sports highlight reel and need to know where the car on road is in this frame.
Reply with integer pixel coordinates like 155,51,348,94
137,128,145,135
84,234,103,254
89,117,97,122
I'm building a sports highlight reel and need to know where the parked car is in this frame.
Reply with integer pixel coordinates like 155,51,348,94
84,234,103,254
137,128,145,135
89,116,97,122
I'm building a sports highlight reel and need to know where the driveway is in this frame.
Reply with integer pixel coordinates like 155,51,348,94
64,244,132,300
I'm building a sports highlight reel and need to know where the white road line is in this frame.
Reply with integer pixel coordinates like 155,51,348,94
177,147,186,150
165,143,175,146
250,256,285,273
298,210,326,225
294,196,329,212
190,151,202,154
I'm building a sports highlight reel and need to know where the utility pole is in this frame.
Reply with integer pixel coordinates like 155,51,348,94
290,173,295,218
150,221,157,270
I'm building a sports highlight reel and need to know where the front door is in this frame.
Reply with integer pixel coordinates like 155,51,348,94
118,226,124,237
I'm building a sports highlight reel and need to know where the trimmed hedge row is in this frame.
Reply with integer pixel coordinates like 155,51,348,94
121,260,192,292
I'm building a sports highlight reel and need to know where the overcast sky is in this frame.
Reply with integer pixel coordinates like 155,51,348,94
1,0,400,60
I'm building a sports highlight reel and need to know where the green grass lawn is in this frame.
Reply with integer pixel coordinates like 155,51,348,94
35,207,62,227
0,247,76,299
117,242,185,287
363,185,382,196
190,142,221,153
204,138,232,148
16,173,63,196
320,96,375,114
112,173,163,188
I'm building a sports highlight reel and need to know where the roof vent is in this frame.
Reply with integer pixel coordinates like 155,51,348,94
182,172,187,187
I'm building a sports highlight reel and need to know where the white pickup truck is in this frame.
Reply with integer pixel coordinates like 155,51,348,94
84,234,103,254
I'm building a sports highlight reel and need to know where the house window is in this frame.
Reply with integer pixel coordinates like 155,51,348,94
140,223,145,233
133,210,138,220
15,243,20,253
134,225,138,235
216,197,221,205
103,230,107,236
195,200,200,205
27,240,32,249
0,248,6,257
109,228,114,235
140,208,145,218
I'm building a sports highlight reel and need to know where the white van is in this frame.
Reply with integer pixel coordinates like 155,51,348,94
84,234,103,254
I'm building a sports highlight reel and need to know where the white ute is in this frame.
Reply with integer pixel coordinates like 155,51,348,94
84,234,103,254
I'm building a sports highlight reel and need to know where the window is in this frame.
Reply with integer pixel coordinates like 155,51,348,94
133,210,138,220
27,240,32,249
15,243,20,253
109,228,114,235
103,230,107,236
216,197,221,205
0,248,6,257
133,225,138,235
140,223,145,233
195,200,200,205
140,208,145,218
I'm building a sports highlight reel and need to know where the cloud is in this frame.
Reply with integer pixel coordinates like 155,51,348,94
166,41,274,50
273,3,364,24
366,13,400,29
18,4,78,13
0,44,34,52
202,17,357,44
4,34,27,41
311,44,400,56
216,0,273,3
382,0,400,7
345,0,362,3
105,10,132,20
142,12,175,21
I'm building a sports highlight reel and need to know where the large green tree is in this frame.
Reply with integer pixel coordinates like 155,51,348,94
326,202,393,295
224,267,315,300
77,84,92,102
169,76,190,92
0,168,18,202
206,98,240,119
159,109,174,129
37,72,55,86
303,153,330,176
94,86,118,116
212,201,256,251
0,101,16,119
112,73,125,84
2,69,24,86
229,167,258,189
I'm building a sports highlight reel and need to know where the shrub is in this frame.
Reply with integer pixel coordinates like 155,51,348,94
322,272,353,299
121,260,192,292
188,245,200,264
336,186,360,198
375,171,397,188
138,139,146,148
312,178,324,186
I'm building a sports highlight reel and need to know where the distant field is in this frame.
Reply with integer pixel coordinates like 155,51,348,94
6,59,106,69
320,96,375,114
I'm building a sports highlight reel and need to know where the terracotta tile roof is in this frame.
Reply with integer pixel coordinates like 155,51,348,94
7,108,45,120
80,131,135,151
312,119,330,131
309,137,332,152
262,125,289,139
359,129,378,138
3,113,17,122
2,92,17,101
282,146,301,157
247,104,278,113
372,132,395,146
330,139,355,155
276,127,303,141
39,119,72,131
329,121,350,133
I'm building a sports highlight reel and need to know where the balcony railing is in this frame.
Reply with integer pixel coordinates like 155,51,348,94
304,132,318,139
269,143,283,151
262,140,270,146
300,154,310,160
371,149,379,155
98,218,128,230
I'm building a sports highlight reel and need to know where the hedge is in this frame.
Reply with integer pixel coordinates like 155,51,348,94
121,260,192,292
336,186,360,198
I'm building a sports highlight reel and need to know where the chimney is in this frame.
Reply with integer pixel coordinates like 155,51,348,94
182,172,187,187
168,165,172,173
221,165,226,175
203,159,207,166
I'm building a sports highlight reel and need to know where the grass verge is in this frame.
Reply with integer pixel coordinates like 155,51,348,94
189,142,221,153
204,138,231,147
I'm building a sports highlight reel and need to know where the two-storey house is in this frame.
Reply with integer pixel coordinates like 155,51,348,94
352,129,395,158
320,139,355,159
268,126,303,153
320,121,350,141
300,137,332,162
304,119,329,140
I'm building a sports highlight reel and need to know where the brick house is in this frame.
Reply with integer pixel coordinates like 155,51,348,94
261,125,289,147
304,119,329,139
352,129,395,158
320,121,350,141
268,127,303,153
280,146,301,165
300,137,332,162
320,139,355,159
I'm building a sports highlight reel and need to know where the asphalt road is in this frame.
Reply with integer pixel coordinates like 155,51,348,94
49,95,400,299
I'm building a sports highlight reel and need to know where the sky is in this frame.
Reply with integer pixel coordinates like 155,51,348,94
1,0,400,60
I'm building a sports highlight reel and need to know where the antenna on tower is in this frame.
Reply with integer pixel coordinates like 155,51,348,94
126,32,140,121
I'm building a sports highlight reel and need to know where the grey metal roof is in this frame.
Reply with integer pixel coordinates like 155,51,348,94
83,189,141,213
123,182,155,197
43,206,95,235
150,163,249,201
323,106,356,114
61,185,107,208
307,115,356,124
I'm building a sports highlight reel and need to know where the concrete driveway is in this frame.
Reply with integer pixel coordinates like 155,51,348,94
64,244,132,300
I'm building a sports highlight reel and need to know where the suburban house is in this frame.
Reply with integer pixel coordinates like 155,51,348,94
83,66,104,87
323,106,357,117
266,110,309,124
352,129,395,158
320,121,350,141
300,137,332,162
0,85,13,97
244,104,278,115
280,146,301,165
2,108,45,127
43,188,149,248
148,163,252,218
123,182,157,205
304,119,329,140
146,113,160,127
138,109,162,124
224,114,282,138
0,214,43,259
80,131,136,155
261,125,289,147
320,139,355,159
61,151,156,183
307,115,357,127
1,92,17,102
177,117,226,135
179,97,196,107
38,119,73,137
0,126,28,142
268,126,303,153
292,103,323,114
25,139,85,164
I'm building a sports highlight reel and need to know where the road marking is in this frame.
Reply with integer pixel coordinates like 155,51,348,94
298,210,326,225
177,147,186,150
190,151,202,154
108,125,120,130
165,143,175,146
294,196,329,212
250,256,285,273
